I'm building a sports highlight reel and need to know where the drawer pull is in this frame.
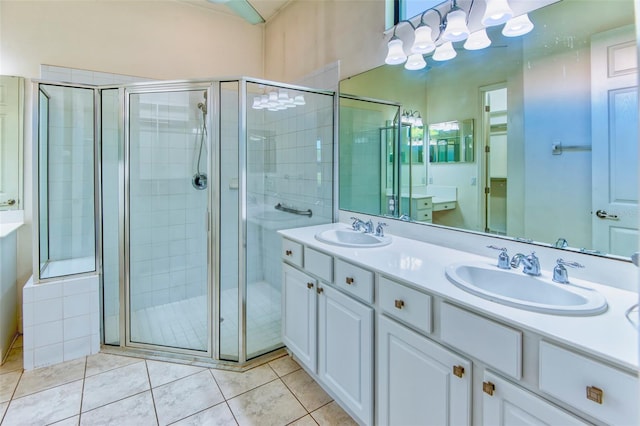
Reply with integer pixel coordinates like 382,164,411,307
307,282,314,289
285,250,293,256
394,299,405,309
483,381,495,396
586,386,603,404
345,277,354,285
316,287,324,295
453,365,465,378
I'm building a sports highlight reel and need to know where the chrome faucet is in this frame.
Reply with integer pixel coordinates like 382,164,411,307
364,219,374,234
487,245,510,269
350,216,366,231
375,222,388,237
510,252,541,276
553,258,584,284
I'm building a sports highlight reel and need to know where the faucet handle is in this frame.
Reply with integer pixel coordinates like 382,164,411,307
487,245,510,269
553,258,584,284
376,222,388,237
350,216,363,231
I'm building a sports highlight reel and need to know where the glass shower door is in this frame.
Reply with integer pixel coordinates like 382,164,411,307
127,88,210,352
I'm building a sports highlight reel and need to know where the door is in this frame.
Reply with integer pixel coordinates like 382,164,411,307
482,86,508,235
483,371,587,425
591,26,638,257
281,264,317,371
126,88,210,352
318,284,373,425
377,315,471,426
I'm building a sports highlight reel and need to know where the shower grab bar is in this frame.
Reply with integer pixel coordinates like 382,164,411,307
275,203,312,218
551,142,591,155
0,199,16,207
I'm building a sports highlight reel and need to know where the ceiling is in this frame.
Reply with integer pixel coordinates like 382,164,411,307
179,0,293,23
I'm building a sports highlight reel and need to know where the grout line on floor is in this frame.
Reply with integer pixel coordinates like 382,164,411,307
144,361,161,426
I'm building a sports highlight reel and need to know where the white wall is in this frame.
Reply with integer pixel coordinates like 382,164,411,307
0,0,264,289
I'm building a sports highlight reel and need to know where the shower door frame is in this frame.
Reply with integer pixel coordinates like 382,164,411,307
121,81,218,358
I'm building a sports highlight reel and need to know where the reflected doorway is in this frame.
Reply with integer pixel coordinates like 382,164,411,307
482,86,508,235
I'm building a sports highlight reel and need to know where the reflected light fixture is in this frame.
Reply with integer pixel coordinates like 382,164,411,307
442,1,470,42
502,14,534,37
251,90,305,111
433,42,457,61
405,53,427,71
464,29,492,50
401,110,423,127
481,0,513,26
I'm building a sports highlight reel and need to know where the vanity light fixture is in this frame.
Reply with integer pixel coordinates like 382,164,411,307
442,1,470,42
410,9,441,54
481,0,513,26
385,26,409,65
401,110,423,127
405,53,427,71
433,41,457,61
464,29,492,50
502,14,534,37
251,90,305,111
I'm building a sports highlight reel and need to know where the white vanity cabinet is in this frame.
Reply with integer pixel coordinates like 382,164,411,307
282,264,317,372
482,371,587,425
377,315,471,426
281,240,374,425
318,284,373,425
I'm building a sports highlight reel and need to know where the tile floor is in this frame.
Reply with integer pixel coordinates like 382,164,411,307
0,336,357,426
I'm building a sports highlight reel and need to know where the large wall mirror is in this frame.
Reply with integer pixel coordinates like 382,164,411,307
339,0,638,260
0,75,24,211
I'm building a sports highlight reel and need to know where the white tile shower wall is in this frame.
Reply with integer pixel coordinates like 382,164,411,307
22,274,99,370
128,91,208,312
45,86,96,261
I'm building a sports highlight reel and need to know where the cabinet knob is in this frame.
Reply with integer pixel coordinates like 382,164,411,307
453,365,464,378
345,277,354,285
285,250,293,256
394,299,405,309
586,386,603,404
482,381,495,396
316,287,324,295
307,282,314,289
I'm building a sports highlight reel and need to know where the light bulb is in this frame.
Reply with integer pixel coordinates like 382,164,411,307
442,9,469,42
482,0,513,26
293,95,306,106
411,25,435,54
464,29,492,50
385,37,407,65
502,14,534,37
405,53,427,71
432,42,457,61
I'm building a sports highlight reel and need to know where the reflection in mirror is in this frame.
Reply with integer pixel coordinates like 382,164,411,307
0,76,24,211
429,119,474,163
339,0,638,259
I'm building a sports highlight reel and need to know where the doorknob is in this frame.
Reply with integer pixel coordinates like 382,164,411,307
595,209,619,220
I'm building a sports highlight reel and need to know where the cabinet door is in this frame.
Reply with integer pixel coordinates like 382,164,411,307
377,315,471,426
282,264,317,372
318,284,373,425
483,371,587,426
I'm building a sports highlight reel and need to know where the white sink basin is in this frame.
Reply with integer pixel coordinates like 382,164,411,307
315,228,391,248
445,262,607,316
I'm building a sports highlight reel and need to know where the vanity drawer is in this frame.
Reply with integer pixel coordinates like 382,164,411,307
305,248,333,283
334,259,374,303
412,210,432,222
440,302,522,379
379,276,431,333
432,201,457,212
539,341,639,425
282,238,303,267
413,197,433,211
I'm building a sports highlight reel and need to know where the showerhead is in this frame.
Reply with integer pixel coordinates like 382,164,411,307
197,102,207,114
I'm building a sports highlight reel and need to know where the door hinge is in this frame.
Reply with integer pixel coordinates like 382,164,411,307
485,187,491,194
485,105,490,112
485,146,490,153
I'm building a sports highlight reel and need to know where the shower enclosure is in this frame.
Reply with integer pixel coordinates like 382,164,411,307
35,78,335,364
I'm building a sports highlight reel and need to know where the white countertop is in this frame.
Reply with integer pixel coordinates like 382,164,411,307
279,223,639,371
0,222,23,238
